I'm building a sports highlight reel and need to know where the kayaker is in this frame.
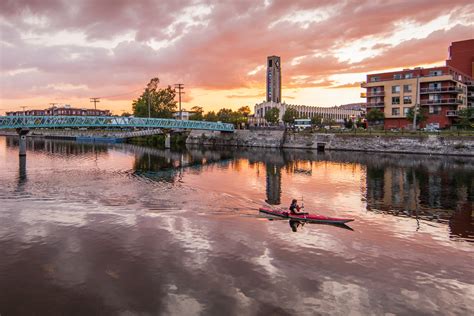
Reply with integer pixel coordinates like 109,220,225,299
289,199,302,214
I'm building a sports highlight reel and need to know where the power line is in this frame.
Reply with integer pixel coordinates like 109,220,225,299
174,84,185,120
90,97,100,110
98,88,143,99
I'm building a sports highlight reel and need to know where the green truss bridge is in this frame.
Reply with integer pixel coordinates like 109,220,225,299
0,115,235,132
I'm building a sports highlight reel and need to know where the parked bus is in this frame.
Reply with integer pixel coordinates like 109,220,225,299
294,118,311,131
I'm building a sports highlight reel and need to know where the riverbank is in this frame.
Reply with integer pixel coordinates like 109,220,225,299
186,130,474,156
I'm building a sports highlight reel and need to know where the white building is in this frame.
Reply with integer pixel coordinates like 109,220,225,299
172,111,193,120
254,101,364,124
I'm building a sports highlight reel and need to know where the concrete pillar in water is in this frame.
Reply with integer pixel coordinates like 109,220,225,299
165,133,171,149
16,128,30,156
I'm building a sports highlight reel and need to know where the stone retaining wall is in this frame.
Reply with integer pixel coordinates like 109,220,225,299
283,133,474,156
186,130,284,148
186,130,474,156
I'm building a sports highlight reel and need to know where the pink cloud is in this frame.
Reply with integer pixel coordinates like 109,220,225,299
0,0,473,108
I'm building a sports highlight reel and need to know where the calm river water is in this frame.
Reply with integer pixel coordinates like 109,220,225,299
0,136,473,315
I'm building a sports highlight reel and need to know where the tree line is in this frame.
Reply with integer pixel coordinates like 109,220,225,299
126,78,474,129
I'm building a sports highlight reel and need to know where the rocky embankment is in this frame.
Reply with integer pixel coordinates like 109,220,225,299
186,130,474,156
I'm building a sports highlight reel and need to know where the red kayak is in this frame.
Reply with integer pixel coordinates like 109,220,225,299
259,207,354,224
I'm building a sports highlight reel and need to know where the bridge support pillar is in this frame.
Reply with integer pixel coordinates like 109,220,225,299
164,133,171,149
16,128,30,156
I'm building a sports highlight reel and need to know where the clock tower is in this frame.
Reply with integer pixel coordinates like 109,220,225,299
266,56,281,103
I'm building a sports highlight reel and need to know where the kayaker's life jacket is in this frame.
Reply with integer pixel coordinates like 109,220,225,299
289,202,298,213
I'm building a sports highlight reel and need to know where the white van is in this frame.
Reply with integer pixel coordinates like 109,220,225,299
294,118,311,131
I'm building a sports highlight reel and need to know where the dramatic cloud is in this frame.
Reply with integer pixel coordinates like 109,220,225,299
0,0,473,112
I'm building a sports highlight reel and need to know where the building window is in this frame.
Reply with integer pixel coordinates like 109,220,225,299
403,107,411,115
429,70,442,76
392,108,400,116
429,94,440,101
393,74,402,80
403,96,412,104
392,85,400,94
370,76,380,82
404,73,413,79
403,84,412,93
392,97,400,105
429,82,441,90
429,105,441,114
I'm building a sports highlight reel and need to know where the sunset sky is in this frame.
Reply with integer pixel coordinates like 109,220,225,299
1,0,473,115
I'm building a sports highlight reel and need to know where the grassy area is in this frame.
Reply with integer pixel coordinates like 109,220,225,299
126,133,188,147
299,128,474,137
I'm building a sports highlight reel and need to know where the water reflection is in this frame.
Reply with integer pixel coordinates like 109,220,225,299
6,137,472,240
365,154,473,240
1,136,473,315
289,220,354,232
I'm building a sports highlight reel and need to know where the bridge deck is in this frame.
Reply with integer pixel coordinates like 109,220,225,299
0,115,234,132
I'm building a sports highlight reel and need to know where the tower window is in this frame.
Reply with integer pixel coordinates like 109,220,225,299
269,60,272,67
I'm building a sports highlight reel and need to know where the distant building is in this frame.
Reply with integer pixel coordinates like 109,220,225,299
337,103,366,111
361,39,473,129
253,101,363,125
172,110,196,120
446,39,474,78
267,56,281,103
6,105,111,116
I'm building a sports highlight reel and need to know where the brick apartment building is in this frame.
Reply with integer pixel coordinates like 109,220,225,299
362,39,474,129
6,105,111,117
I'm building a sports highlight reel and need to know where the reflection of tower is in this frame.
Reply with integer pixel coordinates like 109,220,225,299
265,163,281,205
266,56,281,103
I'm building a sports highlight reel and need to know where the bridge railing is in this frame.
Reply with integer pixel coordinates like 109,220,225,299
0,115,234,132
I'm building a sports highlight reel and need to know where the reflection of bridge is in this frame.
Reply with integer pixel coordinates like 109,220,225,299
0,115,234,155
0,115,234,132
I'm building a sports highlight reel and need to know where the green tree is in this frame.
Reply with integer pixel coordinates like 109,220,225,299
282,107,299,125
132,78,177,118
203,111,218,122
264,108,280,125
366,109,385,123
121,111,132,117
458,108,474,128
311,115,323,127
344,118,354,129
325,118,337,126
217,108,234,123
189,106,204,121
238,106,251,117
355,117,365,128
405,107,427,125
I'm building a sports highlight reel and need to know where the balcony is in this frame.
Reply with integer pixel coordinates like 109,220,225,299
420,98,462,106
446,110,458,117
366,91,385,97
419,87,463,94
365,102,385,108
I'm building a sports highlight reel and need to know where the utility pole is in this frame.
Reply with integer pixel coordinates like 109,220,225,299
174,84,184,120
90,97,100,110
413,75,420,130
20,106,27,115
